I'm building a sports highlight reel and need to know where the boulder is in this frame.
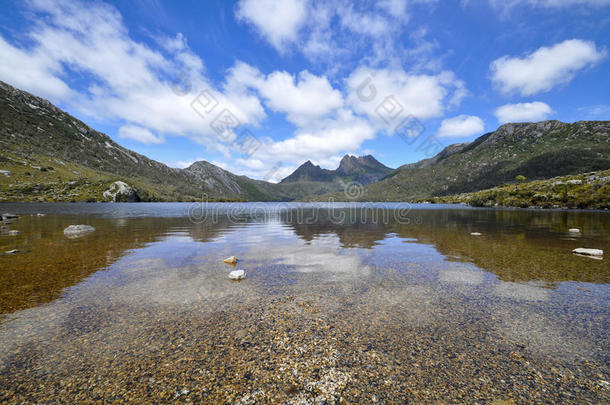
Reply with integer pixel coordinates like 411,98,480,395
572,248,603,257
229,269,246,280
103,181,140,202
223,256,238,264
64,225,96,238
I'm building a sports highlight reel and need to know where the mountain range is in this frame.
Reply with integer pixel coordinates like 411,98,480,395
0,80,608,203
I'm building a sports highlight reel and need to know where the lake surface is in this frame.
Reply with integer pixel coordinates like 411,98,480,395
0,203,608,403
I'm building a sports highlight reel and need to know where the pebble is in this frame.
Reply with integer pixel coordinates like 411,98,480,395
5,249,19,254
7,230,20,236
229,269,246,280
471,232,483,236
224,256,238,265
568,229,581,233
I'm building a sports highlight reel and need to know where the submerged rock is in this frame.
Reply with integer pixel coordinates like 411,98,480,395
572,248,603,257
64,225,96,238
2,213,18,221
229,269,246,280
223,256,237,265
471,232,483,236
5,249,19,254
7,230,19,236
103,181,140,202
568,228,581,233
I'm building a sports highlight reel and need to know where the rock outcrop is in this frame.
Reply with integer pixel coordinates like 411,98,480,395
103,181,140,202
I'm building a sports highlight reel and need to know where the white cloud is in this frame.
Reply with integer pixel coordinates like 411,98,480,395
227,63,343,126
494,102,554,123
346,67,467,129
489,0,610,11
338,5,392,37
118,125,164,144
234,0,441,69
377,0,409,18
490,39,606,96
0,36,72,100
438,115,484,138
267,109,375,159
235,0,308,51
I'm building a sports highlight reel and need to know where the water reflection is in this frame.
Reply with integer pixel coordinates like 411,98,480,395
0,206,608,315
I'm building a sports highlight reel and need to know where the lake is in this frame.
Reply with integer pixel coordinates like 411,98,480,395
0,203,608,403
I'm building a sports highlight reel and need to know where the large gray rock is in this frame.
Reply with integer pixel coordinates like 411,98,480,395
64,225,96,238
102,181,140,202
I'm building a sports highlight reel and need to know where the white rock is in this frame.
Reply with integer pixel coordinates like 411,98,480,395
7,230,19,236
229,269,246,280
471,232,483,236
568,228,581,233
64,225,95,238
5,249,19,254
567,179,583,185
572,248,603,257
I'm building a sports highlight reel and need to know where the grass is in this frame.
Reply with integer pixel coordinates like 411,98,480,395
416,169,610,209
0,151,245,202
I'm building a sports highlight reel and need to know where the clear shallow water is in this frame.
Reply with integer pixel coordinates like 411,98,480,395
0,203,608,403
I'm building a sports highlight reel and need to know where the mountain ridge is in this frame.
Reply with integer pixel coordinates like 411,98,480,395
307,120,610,201
1,80,609,203
280,154,393,185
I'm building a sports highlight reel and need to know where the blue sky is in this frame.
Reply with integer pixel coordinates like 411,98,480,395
0,0,609,181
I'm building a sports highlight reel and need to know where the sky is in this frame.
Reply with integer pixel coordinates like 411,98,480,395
0,0,609,182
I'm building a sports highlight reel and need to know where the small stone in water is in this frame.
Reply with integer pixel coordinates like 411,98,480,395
223,255,237,264
1,213,18,220
64,225,95,238
8,230,19,236
568,228,581,233
5,249,19,254
572,248,603,257
471,232,482,236
229,269,246,280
